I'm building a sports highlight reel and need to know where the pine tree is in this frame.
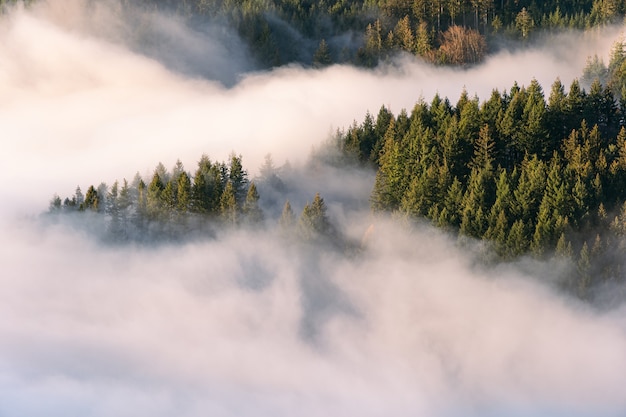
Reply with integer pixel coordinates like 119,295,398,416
49,194,62,212
313,39,332,68
107,180,122,238
298,193,334,241
470,124,495,170
279,199,296,234
521,78,547,157
176,171,191,213
243,182,264,226
147,172,165,220
555,232,573,258
371,119,405,211
393,15,414,52
74,186,84,210
577,242,591,298
192,155,224,215
83,185,100,212
229,153,249,206
220,181,239,225
546,78,569,152
506,219,529,257
515,7,534,39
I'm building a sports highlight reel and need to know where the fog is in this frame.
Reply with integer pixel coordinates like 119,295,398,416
2,1,626,416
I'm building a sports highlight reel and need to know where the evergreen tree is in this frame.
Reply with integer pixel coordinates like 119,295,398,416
298,193,334,241
313,39,332,68
470,124,495,170
506,219,529,256
49,194,62,212
243,182,264,225
515,7,534,39
371,119,405,211
176,171,192,213
107,180,122,238
220,181,239,225
279,199,296,234
75,186,84,210
83,185,100,212
229,153,249,206
577,242,591,298
147,172,165,220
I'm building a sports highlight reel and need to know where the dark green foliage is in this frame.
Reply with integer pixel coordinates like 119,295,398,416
118,0,624,69
297,193,337,242
51,154,265,242
220,181,239,225
335,76,626,292
312,39,332,68
192,155,225,215
243,182,264,225
228,153,249,206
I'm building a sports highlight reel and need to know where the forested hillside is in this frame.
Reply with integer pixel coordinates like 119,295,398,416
47,34,626,298
2,0,618,68
144,0,626,67
325,38,626,297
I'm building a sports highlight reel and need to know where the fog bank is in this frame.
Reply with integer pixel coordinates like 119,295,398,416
2,218,626,417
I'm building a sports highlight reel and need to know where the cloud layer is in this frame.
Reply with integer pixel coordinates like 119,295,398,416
2,1,626,416
2,218,626,417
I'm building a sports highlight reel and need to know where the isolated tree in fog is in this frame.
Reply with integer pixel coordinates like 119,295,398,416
279,200,295,233
298,193,334,240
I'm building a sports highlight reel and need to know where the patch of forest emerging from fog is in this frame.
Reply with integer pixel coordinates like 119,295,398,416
47,33,626,302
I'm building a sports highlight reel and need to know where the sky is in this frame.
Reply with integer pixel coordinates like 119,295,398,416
1,1,626,416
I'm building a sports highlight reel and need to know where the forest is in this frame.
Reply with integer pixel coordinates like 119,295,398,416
48,33,626,300
48,153,342,249
133,0,625,67
151,0,626,67
3,0,624,68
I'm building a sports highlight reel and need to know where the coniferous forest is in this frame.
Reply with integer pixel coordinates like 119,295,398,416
5,0,626,68
144,0,626,68
50,34,626,299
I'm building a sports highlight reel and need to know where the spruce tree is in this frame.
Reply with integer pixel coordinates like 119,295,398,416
279,200,296,234
243,182,264,226
220,181,239,225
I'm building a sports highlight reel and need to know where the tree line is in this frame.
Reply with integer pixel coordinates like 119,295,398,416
125,0,626,67
4,0,622,68
49,153,338,246
331,48,626,296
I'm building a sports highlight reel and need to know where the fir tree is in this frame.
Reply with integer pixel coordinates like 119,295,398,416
243,182,264,226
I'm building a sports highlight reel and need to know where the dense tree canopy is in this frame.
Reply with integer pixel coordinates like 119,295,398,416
10,0,612,68
341,72,624,295
49,154,341,247
45,32,626,298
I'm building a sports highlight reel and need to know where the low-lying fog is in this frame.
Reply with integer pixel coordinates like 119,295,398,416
1,1,626,416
